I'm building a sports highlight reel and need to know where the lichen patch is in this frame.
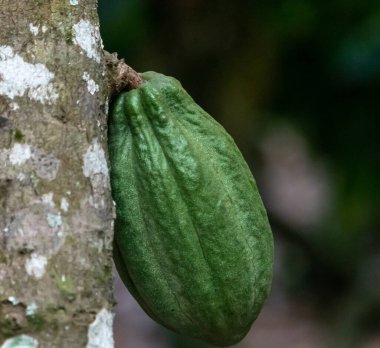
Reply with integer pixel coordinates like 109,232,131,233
82,140,110,210
42,192,55,207
10,102,19,111
47,212,62,228
25,302,38,317
86,309,114,348
25,253,48,279
87,79,99,95
0,46,58,104
9,143,31,165
60,197,69,212
104,98,109,115
8,296,19,305
83,139,109,179
0,335,38,348
29,23,39,36
82,72,99,95
73,20,102,63
82,71,90,81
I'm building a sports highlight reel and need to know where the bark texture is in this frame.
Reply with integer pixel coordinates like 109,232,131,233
0,1,114,347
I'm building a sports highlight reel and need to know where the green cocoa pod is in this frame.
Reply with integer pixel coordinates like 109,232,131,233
108,71,273,346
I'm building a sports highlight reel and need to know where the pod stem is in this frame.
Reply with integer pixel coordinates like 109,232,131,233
105,51,143,93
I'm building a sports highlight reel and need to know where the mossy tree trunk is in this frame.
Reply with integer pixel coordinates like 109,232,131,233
0,1,115,347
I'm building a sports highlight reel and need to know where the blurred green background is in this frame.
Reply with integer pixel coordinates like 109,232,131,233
98,1,380,347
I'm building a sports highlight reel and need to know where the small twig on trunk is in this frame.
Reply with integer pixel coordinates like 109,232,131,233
104,51,143,93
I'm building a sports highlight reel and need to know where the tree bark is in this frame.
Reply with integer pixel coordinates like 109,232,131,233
0,1,114,347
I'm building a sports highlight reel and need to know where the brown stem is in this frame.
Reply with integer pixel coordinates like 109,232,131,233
104,51,144,94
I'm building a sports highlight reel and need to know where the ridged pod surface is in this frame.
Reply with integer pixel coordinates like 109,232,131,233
108,72,273,346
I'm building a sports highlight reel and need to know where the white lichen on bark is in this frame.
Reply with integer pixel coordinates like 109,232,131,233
9,143,32,165
25,302,38,317
1,335,38,348
0,46,58,104
29,23,39,36
73,20,103,63
25,254,48,279
83,72,100,95
60,197,69,212
83,139,109,181
86,309,114,348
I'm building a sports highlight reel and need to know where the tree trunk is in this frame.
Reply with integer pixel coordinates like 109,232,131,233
0,1,114,347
